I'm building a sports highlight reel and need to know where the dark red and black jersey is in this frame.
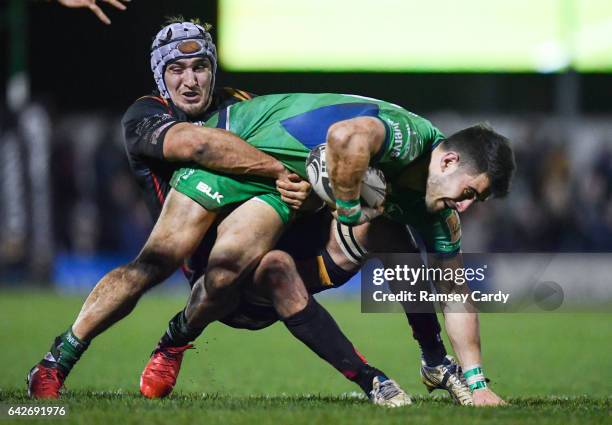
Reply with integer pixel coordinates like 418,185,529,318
121,87,255,220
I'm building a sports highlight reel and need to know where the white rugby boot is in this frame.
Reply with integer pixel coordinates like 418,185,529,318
369,376,412,407
421,355,473,406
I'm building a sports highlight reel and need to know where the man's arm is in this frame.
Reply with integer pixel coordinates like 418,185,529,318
54,0,129,25
163,123,287,179
325,117,386,224
431,254,506,406
122,97,288,181
326,117,386,201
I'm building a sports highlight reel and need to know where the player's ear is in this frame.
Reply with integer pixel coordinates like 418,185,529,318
440,151,460,173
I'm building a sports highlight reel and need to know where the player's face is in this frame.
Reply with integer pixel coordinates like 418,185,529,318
425,151,490,213
164,57,213,117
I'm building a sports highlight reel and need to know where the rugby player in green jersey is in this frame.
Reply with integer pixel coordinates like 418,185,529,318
27,84,511,405
147,93,514,406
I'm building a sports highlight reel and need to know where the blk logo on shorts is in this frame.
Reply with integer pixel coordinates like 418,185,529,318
196,181,224,204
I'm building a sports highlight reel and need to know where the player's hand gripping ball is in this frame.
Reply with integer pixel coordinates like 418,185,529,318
306,144,386,209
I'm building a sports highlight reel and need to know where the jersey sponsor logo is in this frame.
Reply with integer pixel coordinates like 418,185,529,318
196,181,224,204
136,114,176,145
445,211,461,243
386,119,404,158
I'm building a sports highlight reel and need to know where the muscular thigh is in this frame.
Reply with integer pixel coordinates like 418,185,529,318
144,188,217,262
207,198,286,278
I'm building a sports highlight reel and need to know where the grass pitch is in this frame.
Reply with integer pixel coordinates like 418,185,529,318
0,291,610,424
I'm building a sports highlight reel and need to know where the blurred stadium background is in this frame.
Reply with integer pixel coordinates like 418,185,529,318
1,0,611,290
0,1,610,421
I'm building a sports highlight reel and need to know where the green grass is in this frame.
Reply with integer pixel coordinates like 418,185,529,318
0,291,610,424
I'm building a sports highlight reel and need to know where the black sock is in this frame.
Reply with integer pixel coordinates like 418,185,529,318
406,313,447,366
283,297,386,394
353,367,389,395
158,311,202,348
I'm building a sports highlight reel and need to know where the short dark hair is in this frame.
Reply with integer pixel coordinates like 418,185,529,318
442,123,516,198
162,16,212,31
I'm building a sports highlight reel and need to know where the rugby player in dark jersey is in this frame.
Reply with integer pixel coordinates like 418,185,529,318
27,19,416,406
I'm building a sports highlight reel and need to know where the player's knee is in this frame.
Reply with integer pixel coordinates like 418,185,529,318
135,249,180,277
327,119,377,152
257,250,297,291
205,265,241,297
124,250,179,293
259,250,295,277
206,245,269,296
327,122,353,151
187,277,208,309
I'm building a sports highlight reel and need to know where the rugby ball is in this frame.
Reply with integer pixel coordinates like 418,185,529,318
306,144,386,208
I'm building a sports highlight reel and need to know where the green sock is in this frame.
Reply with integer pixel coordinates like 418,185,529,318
48,328,89,374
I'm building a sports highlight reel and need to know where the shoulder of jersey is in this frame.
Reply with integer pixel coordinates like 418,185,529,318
135,95,170,107
218,87,256,102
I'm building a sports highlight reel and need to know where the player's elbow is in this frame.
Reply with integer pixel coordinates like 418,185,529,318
327,121,359,152
327,118,382,156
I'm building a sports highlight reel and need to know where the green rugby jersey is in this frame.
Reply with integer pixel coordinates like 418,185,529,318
200,93,460,254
